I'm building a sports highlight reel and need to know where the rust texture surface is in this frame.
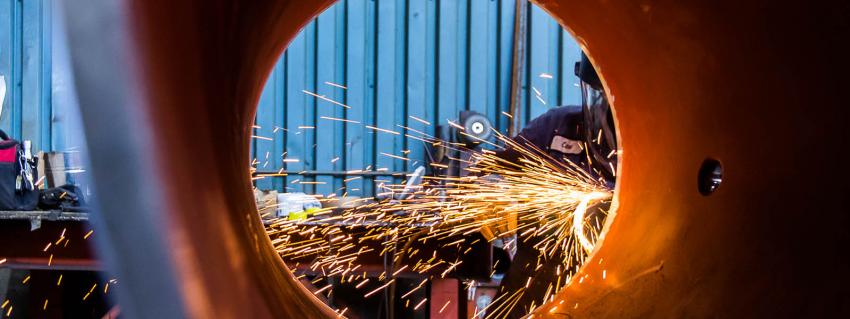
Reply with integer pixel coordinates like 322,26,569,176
68,0,850,318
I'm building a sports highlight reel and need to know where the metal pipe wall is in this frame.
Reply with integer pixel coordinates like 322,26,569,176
532,0,850,316
65,0,850,318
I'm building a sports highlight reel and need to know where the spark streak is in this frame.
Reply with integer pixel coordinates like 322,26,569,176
364,279,395,298
302,90,351,109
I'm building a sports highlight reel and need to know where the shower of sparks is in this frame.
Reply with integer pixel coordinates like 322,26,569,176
257,120,613,318
7,227,119,315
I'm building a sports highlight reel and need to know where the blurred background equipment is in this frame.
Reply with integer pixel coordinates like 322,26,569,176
430,111,495,180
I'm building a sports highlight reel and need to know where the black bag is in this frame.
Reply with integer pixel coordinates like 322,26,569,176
39,184,85,211
0,129,39,210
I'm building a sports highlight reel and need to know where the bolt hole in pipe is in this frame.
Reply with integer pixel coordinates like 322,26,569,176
698,158,723,195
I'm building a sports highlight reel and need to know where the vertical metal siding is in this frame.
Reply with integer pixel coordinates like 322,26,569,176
252,0,582,197
406,0,427,174
345,0,369,196
1,0,54,153
1,0,582,197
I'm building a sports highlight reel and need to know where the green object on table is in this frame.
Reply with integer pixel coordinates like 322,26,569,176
288,210,308,220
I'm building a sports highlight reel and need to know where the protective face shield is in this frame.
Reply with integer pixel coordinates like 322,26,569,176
576,53,618,183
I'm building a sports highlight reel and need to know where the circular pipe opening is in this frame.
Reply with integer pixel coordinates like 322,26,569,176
252,4,622,316
68,0,847,317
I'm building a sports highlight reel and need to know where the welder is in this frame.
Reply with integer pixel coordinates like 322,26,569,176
486,52,617,318
493,52,616,184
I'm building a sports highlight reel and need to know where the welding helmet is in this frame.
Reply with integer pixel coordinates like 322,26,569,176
576,52,617,183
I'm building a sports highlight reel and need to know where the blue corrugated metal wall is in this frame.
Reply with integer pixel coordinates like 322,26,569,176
0,0,53,153
2,0,582,196
253,0,582,197
1,0,99,155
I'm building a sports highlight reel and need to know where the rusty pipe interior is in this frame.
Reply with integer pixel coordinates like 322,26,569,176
63,0,850,317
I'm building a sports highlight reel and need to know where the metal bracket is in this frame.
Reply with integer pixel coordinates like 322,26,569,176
30,218,41,231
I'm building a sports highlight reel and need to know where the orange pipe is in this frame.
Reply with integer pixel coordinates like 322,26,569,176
75,0,850,317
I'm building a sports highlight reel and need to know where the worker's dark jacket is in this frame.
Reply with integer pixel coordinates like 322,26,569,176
491,105,592,318
495,105,587,168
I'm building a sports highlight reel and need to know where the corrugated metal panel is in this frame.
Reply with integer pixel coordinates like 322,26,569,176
1,0,66,154
1,0,581,197
1,0,50,152
253,0,582,197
